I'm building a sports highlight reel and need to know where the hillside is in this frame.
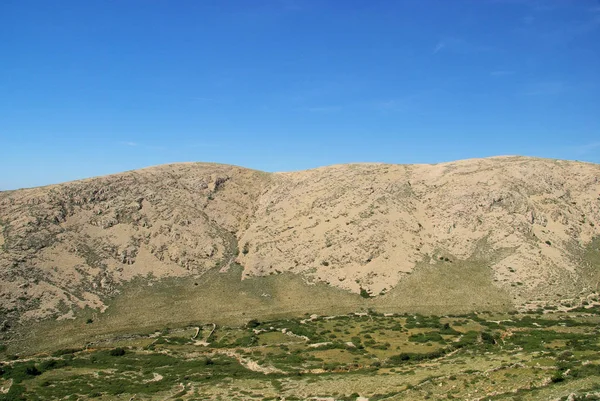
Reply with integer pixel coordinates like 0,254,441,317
1,156,600,338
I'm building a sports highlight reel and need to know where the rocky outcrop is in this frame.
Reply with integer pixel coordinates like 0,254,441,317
0,157,599,323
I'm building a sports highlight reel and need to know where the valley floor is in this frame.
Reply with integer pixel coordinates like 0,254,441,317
1,308,600,400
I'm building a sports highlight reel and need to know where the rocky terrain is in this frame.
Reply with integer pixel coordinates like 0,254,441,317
1,156,600,329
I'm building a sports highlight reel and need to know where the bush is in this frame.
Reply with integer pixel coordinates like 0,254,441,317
232,335,258,347
455,331,479,348
439,323,460,335
246,319,260,328
40,359,68,371
0,363,42,383
408,332,445,343
480,332,497,345
389,353,411,363
350,336,363,349
109,348,126,357
51,348,81,357
25,365,41,376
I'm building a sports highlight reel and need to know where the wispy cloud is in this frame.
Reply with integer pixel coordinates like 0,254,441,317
277,0,303,12
515,6,600,45
555,14,600,40
373,91,435,114
233,0,306,19
521,81,568,96
570,141,600,155
304,106,342,113
374,99,411,112
432,37,492,55
491,70,516,76
117,141,169,151
432,41,445,54
186,141,231,149
487,0,562,12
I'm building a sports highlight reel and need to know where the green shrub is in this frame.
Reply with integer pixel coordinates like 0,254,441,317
109,348,126,356
480,331,497,345
439,323,460,335
0,363,42,383
246,319,261,328
40,359,68,371
408,332,445,343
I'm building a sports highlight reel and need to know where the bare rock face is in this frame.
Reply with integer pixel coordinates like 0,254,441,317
238,157,600,304
0,163,269,322
1,156,600,322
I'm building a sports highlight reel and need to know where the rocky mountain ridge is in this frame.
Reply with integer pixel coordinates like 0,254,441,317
1,156,600,327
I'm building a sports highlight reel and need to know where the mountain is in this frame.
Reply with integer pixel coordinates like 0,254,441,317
1,156,600,339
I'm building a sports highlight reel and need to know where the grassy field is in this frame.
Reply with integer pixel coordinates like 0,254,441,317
1,307,599,400
6,258,514,356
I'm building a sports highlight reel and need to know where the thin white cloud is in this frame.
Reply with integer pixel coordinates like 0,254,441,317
432,41,445,54
117,141,167,151
432,37,492,55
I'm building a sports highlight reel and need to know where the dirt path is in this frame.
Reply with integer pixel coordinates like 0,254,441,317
144,372,163,383
212,349,284,374
0,379,13,394
191,327,200,340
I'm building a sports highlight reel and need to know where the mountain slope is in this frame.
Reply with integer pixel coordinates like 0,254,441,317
0,163,270,324
240,157,600,304
1,156,600,331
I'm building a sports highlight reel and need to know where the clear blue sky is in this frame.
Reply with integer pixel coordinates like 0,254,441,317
1,0,599,189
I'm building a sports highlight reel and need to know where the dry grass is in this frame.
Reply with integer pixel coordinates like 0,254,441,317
3,309,600,400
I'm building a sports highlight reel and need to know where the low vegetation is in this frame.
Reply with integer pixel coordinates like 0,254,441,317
1,307,599,400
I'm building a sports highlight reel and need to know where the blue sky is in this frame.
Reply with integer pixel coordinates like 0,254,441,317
1,0,599,189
